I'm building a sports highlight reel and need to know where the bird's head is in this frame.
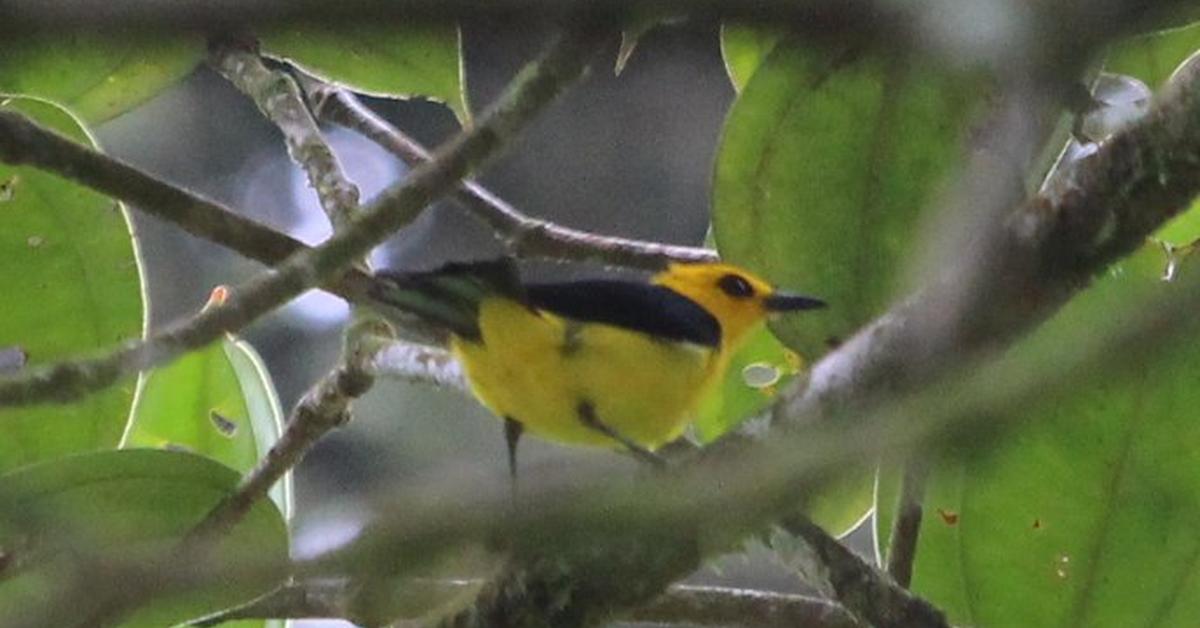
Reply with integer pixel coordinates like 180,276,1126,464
653,262,825,348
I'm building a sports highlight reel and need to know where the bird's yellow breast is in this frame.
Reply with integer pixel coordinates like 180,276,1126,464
452,298,725,449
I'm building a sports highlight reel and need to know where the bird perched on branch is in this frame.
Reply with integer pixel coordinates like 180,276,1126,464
371,259,824,480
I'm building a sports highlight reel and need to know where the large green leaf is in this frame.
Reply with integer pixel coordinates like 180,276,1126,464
125,299,291,516
712,40,975,360
260,21,468,123
0,32,202,124
0,449,289,626
0,98,145,473
881,245,1200,627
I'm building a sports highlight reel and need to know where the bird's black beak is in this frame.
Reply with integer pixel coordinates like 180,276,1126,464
764,292,826,312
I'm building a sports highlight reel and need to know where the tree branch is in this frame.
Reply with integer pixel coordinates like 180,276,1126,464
0,16,613,408
307,83,717,270
210,39,360,229
195,579,862,628
781,516,945,628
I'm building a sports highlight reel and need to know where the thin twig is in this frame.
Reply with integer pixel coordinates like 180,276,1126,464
0,17,612,409
210,41,360,229
886,460,929,588
195,579,862,628
308,84,717,270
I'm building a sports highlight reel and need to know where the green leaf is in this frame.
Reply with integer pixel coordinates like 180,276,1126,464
0,98,145,473
260,21,469,123
0,449,288,626
890,244,1200,627
1106,22,1200,88
694,324,872,535
0,32,203,124
719,21,787,92
125,308,291,516
712,41,975,360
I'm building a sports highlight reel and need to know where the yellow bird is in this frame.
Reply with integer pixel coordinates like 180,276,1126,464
371,259,824,478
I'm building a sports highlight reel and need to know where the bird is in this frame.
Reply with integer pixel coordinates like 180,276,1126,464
370,258,825,482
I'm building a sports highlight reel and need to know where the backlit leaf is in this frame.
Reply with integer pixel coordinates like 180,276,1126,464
0,98,145,473
261,21,468,123
125,315,291,516
0,31,202,123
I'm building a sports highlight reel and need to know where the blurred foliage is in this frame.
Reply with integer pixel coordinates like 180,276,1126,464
876,244,1200,627
260,21,469,123
0,449,288,626
0,98,144,474
0,32,202,124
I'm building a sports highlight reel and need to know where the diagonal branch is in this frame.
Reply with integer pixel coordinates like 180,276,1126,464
0,108,443,341
781,515,945,627
307,83,717,270
210,40,361,229
0,17,614,409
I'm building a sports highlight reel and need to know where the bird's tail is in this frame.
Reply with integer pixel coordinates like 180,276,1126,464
370,259,523,341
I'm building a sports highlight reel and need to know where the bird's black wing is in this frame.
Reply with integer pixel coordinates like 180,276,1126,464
525,280,721,347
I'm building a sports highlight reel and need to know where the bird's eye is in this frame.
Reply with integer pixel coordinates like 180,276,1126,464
718,273,755,298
